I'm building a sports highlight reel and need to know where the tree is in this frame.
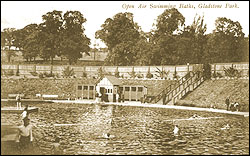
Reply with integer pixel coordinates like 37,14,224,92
134,32,155,65
189,15,207,63
39,10,64,64
96,12,140,65
150,8,185,65
60,11,90,65
205,17,245,63
154,8,185,36
13,24,40,61
1,28,17,62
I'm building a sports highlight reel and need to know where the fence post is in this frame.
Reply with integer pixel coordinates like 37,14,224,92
214,64,216,75
50,65,53,74
33,64,36,73
16,64,19,75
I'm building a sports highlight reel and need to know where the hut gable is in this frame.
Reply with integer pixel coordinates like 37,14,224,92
103,75,122,86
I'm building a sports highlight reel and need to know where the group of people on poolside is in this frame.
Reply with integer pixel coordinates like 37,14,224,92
225,97,240,112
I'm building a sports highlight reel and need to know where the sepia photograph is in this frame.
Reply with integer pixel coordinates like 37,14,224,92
1,1,249,155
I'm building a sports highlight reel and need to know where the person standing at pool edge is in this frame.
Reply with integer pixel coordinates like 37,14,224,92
16,93,22,109
225,97,230,111
16,118,33,153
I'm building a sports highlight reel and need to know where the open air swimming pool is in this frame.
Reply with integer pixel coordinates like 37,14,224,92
1,102,249,155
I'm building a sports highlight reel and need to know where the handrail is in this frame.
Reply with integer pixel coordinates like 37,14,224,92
172,75,204,104
150,71,193,104
163,71,201,105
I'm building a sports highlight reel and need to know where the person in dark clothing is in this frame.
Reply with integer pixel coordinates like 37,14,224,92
225,97,230,111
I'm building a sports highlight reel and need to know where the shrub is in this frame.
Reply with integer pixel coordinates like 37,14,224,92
223,64,242,78
38,72,45,79
43,71,55,78
97,67,104,78
30,71,38,76
82,71,87,78
62,66,75,78
173,68,179,79
155,67,169,79
212,72,223,78
16,68,20,76
146,67,153,79
136,72,144,78
115,67,120,78
128,67,136,79
5,69,14,76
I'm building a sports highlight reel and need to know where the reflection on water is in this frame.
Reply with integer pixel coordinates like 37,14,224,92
1,102,249,155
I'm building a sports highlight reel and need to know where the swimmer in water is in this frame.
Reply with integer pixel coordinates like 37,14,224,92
190,114,201,119
173,125,179,136
103,133,115,139
221,124,230,130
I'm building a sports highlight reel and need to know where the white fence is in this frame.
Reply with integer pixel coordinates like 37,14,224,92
2,62,249,78
211,62,249,77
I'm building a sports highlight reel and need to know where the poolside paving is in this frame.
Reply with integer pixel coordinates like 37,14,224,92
51,99,249,117
1,98,248,116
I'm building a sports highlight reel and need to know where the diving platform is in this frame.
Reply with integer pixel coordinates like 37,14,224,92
1,107,39,113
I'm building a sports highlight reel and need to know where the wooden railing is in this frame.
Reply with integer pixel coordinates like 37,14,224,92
150,83,175,104
150,71,194,104
163,71,203,105
172,75,204,104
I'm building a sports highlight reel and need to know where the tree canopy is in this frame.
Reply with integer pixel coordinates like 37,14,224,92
1,8,248,66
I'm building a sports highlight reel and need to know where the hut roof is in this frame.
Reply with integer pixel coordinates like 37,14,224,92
105,75,122,85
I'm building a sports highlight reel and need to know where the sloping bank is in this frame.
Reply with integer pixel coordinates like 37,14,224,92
177,79,249,112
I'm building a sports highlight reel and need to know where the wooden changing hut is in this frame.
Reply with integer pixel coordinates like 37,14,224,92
76,75,148,102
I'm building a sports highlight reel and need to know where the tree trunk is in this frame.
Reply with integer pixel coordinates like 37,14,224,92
51,57,54,65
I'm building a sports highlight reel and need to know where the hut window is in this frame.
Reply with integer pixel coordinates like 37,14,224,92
138,87,143,92
132,87,136,91
125,87,130,91
119,87,123,92
84,86,88,90
89,86,94,90
78,86,82,90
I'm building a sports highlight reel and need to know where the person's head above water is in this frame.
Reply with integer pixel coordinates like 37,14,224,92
55,137,60,143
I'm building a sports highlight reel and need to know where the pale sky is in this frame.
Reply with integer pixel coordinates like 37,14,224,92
1,1,249,48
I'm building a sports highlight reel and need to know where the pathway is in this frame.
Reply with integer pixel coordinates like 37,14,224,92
52,99,249,117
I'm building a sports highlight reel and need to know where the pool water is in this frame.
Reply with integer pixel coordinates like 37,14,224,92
1,102,249,155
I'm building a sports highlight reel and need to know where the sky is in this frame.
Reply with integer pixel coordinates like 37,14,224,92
1,1,249,48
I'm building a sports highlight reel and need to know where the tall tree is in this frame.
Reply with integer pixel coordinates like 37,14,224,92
205,17,245,63
96,12,140,65
12,24,40,61
60,11,90,65
151,8,185,65
39,10,64,64
190,15,207,63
